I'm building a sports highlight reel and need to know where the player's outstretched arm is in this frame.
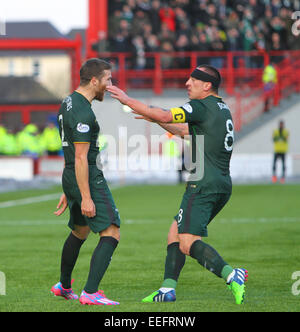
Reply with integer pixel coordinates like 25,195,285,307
107,85,173,123
135,113,189,138
158,123,189,138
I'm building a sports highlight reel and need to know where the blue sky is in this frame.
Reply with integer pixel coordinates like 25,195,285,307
1,0,88,33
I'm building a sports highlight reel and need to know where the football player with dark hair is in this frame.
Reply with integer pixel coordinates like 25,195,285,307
107,65,248,305
51,58,120,306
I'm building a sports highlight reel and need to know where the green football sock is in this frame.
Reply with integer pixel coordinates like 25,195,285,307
190,239,233,280
84,236,118,294
161,242,186,289
221,265,234,282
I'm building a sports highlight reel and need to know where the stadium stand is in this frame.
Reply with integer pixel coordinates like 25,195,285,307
105,0,300,62
1,0,300,161
86,1,300,110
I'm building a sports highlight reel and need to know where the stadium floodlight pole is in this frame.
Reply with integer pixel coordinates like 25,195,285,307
87,0,108,58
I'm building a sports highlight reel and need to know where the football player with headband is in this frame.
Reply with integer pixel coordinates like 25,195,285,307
107,65,248,305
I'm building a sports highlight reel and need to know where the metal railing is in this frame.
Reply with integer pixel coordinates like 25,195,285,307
99,50,300,95
0,50,299,132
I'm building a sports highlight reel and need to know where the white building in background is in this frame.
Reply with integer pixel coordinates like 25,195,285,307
0,21,72,99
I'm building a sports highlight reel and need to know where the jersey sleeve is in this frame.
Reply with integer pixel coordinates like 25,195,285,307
69,111,94,143
170,99,207,124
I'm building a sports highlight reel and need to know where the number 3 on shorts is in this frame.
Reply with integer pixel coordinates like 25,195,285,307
224,119,234,152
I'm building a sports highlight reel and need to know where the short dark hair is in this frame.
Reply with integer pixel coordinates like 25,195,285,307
80,58,112,86
197,64,221,93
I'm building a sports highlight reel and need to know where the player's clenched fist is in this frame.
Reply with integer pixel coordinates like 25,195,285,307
81,198,96,218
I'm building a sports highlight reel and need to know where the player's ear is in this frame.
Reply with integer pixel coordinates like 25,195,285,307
90,76,98,86
203,81,212,92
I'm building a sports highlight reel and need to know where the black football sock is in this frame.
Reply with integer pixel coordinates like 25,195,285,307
84,236,119,294
161,242,186,289
190,240,233,280
60,232,86,289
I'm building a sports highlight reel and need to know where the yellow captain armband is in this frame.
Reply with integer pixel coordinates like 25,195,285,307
170,108,186,123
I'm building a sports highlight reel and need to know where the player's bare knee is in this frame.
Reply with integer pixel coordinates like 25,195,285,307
72,226,90,240
167,221,179,245
113,230,120,242
100,224,120,242
179,242,190,256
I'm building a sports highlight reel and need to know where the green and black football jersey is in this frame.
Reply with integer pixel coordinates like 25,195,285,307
57,91,100,168
170,95,234,194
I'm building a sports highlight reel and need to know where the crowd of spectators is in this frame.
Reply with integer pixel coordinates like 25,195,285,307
0,121,62,157
105,0,300,69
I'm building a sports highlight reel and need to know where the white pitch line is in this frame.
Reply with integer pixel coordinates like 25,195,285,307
0,216,299,227
124,217,300,225
0,193,61,209
0,185,120,209
0,220,64,226
218,217,300,224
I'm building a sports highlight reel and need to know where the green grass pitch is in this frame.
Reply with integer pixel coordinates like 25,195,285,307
0,183,299,312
